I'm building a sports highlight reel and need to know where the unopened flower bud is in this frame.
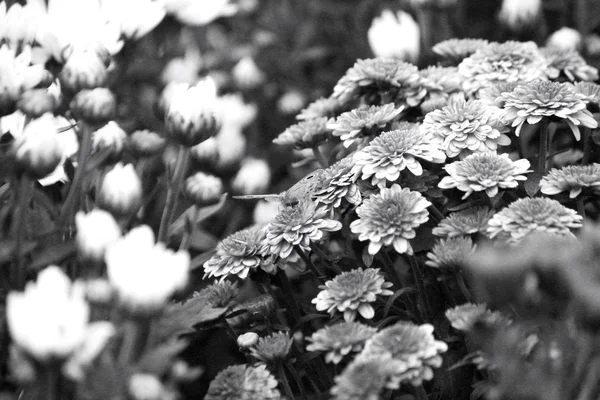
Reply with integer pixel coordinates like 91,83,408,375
129,129,166,157
129,373,164,400
155,82,187,121
237,332,259,349
170,360,204,382
75,209,121,262
232,56,265,90
83,278,114,305
17,89,58,118
92,121,126,160
547,27,582,51
97,163,143,217
277,90,305,115
190,136,219,166
11,113,63,178
232,157,271,195
184,172,223,207
59,48,110,93
498,0,541,32
368,9,420,62
70,88,116,124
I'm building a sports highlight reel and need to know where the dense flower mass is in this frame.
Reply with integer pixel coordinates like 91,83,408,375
296,97,343,120
352,127,446,186
312,156,362,209
432,38,490,64
421,98,511,158
432,207,496,237
350,184,431,255
273,117,331,149
204,364,281,400
540,164,600,198
425,236,476,270
306,321,378,364
445,303,509,332
541,48,599,82
331,355,402,400
312,268,393,322
497,79,598,139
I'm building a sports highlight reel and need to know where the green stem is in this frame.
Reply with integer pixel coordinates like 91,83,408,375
455,272,473,302
179,206,197,251
414,384,429,400
428,204,445,223
11,174,33,290
43,365,59,400
276,267,301,324
577,197,587,220
118,317,152,366
278,363,296,400
378,251,401,289
310,242,341,274
582,127,592,165
295,246,325,280
158,145,190,243
538,119,550,175
408,254,432,322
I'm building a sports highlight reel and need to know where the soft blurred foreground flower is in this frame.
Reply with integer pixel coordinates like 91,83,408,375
432,206,496,238
306,321,378,364
487,197,583,243
105,225,189,313
331,355,403,400
498,0,541,32
312,268,393,322
0,2,39,45
205,364,281,400
97,162,143,217
425,236,476,271
541,48,598,82
350,184,431,255
164,0,238,26
250,332,293,363
540,164,600,198
445,303,509,332
368,10,420,63
128,373,169,400
75,209,121,263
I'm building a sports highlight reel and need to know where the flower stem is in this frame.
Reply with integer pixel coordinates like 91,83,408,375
295,246,325,280
408,254,432,322
310,242,341,274
158,145,190,243
455,272,473,302
537,119,550,175
118,317,152,366
11,174,33,290
276,267,301,324
577,197,587,220
43,365,60,400
378,251,402,289
312,145,328,168
582,127,592,165
414,384,429,400
278,363,296,400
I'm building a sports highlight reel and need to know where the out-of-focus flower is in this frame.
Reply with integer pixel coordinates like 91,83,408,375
265,200,341,259
253,200,280,225
425,236,476,270
350,184,431,255
203,225,270,280
237,332,259,350
306,321,378,364
59,47,110,93
75,209,121,263
193,280,238,309
232,157,271,196
541,48,598,82
328,103,403,148
17,88,59,118
128,130,166,157
547,27,582,51
216,128,247,170
312,156,361,209
62,321,115,380
273,117,330,149
184,171,223,207
100,0,166,41
0,2,40,45
498,79,598,139
205,364,281,400
419,66,463,96
487,197,583,243
92,121,126,159
352,127,446,186
70,88,116,124
297,97,343,120
331,355,403,400
277,89,306,115
166,77,220,147
478,81,523,107
128,374,165,400
540,164,600,198
190,136,219,166
432,38,489,65
498,0,541,32
458,41,546,95
445,303,508,332
432,206,495,238
573,82,600,108
358,322,448,386
7,266,89,361
215,93,257,132
164,0,238,26
161,48,202,84
97,162,143,217
585,33,600,56
232,56,265,90
313,268,393,322
439,153,531,199
105,225,189,313
368,10,420,63
421,98,510,158
250,332,293,363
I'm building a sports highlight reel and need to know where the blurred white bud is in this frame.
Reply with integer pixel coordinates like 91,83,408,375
164,0,238,26
62,321,115,381
585,33,600,56
0,2,39,45
82,278,114,305
190,136,219,166
232,157,271,195
97,163,143,218
277,90,306,115
59,48,109,93
237,332,259,349
368,10,420,62
232,56,265,90
70,88,116,124
498,0,541,32
129,373,164,400
546,27,582,51
75,209,121,262
184,172,224,207
92,121,127,158
129,129,166,157
253,200,280,225
216,128,247,169
161,49,202,85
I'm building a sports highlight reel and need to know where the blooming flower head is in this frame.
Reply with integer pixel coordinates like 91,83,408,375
306,321,378,364
359,322,448,386
250,332,293,363
540,164,600,198
425,236,476,271
432,206,496,238
312,156,362,209
296,97,343,120
164,0,238,26
439,153,531,199
205,364,281,400
105,225,190,313
432,38,489,65
419,65,463,96
204,225,270,280
368,10,420,63
312,268,393,322
352,127,446,186
193,280,239,309
129,129,166,157
498,79,598,139
421,98,511,158
273,117,331,149
487,197,584,243
445,303,509,332
331,355,403,400
75,209,121,263
572,81,600,109
498,0,541,32
92,121,126,158
541,48,599,82
478,81,523,107
327,103,403,148
350,184,431,255
265,199,342,259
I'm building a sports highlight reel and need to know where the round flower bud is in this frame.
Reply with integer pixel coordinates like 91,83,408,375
190,136,219,167
232,56,265,90
128,129,166,157
17,89,59,118
165,78,220,147
97,163,143,218
75,209,121,263
155,82,187,121
231,157,271,195
92,121,127,161
184,172,223,207
11,113,63,179
82,278,114,305
547,27,582,51
237,332,259,350
59,48,109,93
277,90,305,115
129,373,164,400
70,88,116,124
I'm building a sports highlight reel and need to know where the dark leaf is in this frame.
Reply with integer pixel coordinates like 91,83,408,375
136,338,188,376
292,313,329,331
362,247,374,267
154,297,227,342
524,172,543,197
383,287,415,318
75,353,126,400
0,240,38,263
190,250,216,271
410,225,437,253
29,241,76,271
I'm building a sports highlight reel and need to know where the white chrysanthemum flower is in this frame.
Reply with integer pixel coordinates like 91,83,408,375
432,206,496,238
194,280,239,309
312,156,362,209
312,268,393,322
306,321,378,364
439,153,531,199
75,209,121,263
0,45,47,115
368,10,420,63
432,38,489,64
273,117,330,149
297,97,343,120
498,0,541,31
164,0,238,26
250,332,293,363
541,48,599,82
425,236,476,271
331,355,403,400
352,127,446,186
0,2,40,45
92,120,126,157
205,364,281,400
232,157,271,196
540,164,600,198
232,56,265,89
100,0,166,40
97,162,143,217
445,303,509,332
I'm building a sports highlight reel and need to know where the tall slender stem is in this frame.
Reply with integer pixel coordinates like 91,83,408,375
276,267,301,324
414,384,429,400
158,145,190,243
118,317,153,366
538,119,550,175
295,246,325,280
408,254,432,322
582,127,592,165
278,363,296,400
577,197,587,220
378,251,401,289
12,175,33,290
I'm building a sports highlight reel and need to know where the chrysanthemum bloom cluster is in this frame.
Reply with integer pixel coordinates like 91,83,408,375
296,97,343,120
497,79,598,139
193,281,239,308
487,197,584,243
419,66,463,97
478,81,523,107
331,58,425,107
312,268,393,322
312,156,362,209
358,322,448,386
540,164,600,198
327,103,404,148
352,128,446,186
421,98,511,158
432,38,490,65
350,184,431,255
204,364,281,400
250,332,293,363
330,355,403,400
265,200,342,259
273,116,331,149
306,321,378,364
432,207,496,238
458,41,547,95
541,48,599,82
439,153,531,199
425,236,476,271
445,303,509,332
